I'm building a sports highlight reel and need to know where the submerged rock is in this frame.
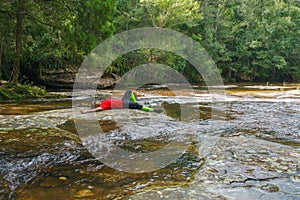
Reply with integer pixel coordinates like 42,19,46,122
260,184,280,193
75,189,94,198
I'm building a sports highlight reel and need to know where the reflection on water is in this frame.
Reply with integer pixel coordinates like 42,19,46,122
0,84,300,199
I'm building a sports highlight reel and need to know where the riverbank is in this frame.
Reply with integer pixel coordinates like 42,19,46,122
0,82,66,101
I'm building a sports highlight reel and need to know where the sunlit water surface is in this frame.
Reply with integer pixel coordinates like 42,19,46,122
0,84,299,199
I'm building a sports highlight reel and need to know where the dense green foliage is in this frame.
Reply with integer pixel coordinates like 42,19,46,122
0,0,115,82
0,83,46,100
0,0,299,84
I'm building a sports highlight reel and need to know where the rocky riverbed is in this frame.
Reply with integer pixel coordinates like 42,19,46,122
0,84,299,199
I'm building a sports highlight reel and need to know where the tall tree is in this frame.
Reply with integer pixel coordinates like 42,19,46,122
0,0,75,84
0,1,15,80
10,0,25,84
0,28,3,80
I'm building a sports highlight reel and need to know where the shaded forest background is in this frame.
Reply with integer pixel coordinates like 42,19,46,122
1,0,300,86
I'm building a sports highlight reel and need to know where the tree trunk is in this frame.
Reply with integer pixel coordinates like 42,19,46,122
0,33,2,80
10,0,25,84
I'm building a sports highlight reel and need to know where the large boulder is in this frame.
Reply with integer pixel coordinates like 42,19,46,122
37,66,120,89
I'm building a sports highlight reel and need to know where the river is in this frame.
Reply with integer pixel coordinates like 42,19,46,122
0,84,299,199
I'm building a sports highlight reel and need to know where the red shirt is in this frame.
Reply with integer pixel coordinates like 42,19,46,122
99,99,123,110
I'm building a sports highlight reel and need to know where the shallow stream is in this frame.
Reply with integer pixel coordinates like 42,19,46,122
0,84,299,199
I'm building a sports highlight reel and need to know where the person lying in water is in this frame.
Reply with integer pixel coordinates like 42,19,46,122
81,90,160,114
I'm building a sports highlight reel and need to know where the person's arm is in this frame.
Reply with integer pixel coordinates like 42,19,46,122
81,107,103,114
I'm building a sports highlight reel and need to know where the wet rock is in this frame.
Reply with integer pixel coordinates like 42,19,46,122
260,184,279,192
38,65,120,89
290,175,300,183
75,189,94,198
124,187,227,200
126,134,300,199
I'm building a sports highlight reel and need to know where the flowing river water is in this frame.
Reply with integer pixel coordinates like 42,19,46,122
0,84,299,200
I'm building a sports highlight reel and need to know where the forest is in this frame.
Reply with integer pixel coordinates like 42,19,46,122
1,1,300,199
1,0,300,85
